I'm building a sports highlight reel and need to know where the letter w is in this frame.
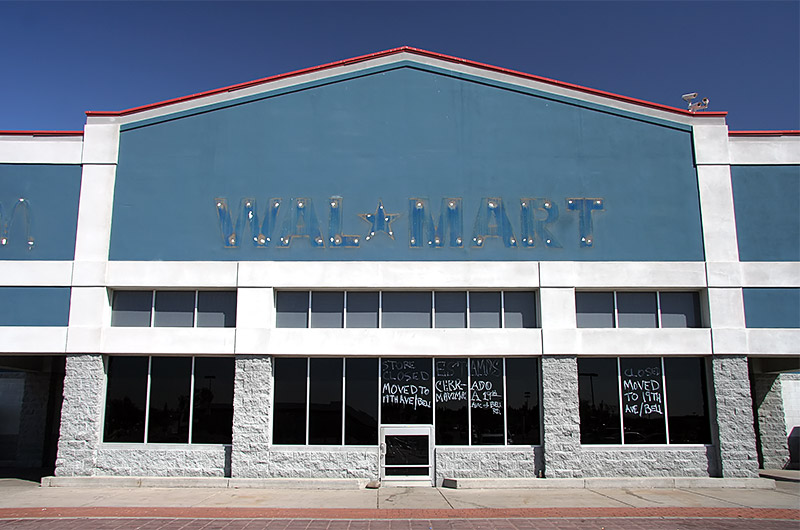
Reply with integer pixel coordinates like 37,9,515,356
215,197,281,248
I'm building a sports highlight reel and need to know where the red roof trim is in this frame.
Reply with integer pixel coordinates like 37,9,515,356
85,46,727,120
729,130,800,137
0,130,83,137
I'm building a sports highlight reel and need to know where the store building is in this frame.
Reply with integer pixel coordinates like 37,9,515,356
0,47,798,485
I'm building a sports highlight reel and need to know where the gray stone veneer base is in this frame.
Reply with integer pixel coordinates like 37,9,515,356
435,447,543,484
541,356,582,478
94,446,230,477
711,356,759,478
580,446,718,477
752,373,790,469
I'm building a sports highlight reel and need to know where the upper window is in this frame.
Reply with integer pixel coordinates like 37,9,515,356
275,290,538,329
576,291,701,328
111,291,237,328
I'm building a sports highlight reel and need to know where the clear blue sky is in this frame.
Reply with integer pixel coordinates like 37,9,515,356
1,1,798,132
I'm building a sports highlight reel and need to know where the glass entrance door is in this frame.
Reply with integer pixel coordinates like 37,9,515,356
380,425,433,484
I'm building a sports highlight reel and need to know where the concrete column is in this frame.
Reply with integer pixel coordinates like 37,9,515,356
541,355,581,478
54,354,105,476
711,355,759,477
752,373,790,469
230,354,272,478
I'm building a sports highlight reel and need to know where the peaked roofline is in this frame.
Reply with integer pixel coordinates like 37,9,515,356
85,46,727,119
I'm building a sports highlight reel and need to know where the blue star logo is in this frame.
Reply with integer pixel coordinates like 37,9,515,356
359,200,401,241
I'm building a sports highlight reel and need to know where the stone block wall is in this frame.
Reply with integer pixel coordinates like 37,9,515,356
435,447,542,484
541,355,582,477
711,355,759,477
580,446,718,477
94,446,230,477
55,354,105,476
268,448,379,479
230,354,272,478
752,373,790,469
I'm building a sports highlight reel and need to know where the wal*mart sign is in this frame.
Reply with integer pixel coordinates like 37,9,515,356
215,196,604,250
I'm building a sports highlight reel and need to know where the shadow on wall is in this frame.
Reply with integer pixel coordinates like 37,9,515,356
788,427,800,470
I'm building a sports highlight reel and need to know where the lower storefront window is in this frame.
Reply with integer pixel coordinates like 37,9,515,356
272,356,540,446
578,356,710,445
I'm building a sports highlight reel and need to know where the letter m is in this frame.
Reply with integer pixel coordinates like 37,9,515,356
0,198,34,250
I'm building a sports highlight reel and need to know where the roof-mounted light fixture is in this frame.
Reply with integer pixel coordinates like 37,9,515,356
682,92,710,112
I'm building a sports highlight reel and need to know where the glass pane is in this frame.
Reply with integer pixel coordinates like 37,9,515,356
434,358,468,445
345,358,378,445
505,358,540,445
470,358,504,445
192,357,234,444
346,292,379,328
385,435,429,465
276,291,309,328
576,292,615,328
111,291,152,327
578,358,621,444
147,357,192,443
103,356,148,442
616,292,657,328
434,292,466,328
381,292,431,328
665,357,711,444
660,292,701,328
311,292,344,328
385,466,429,476
309,358,343,445
620,357,666,444
154,291,195,328
273,358,307,444
196,291,237,328
469,292,501,328
381,358,432,424
504,292,537,328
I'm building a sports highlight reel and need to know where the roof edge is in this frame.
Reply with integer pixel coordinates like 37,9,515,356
729,130,800,137
0,130,83,137
85,46,727,120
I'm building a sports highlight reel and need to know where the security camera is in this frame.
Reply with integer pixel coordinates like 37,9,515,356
682,93,698,102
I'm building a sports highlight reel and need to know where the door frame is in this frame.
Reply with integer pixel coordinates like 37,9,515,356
379,425,434,485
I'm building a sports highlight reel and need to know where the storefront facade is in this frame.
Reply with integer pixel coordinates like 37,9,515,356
1,47,798,484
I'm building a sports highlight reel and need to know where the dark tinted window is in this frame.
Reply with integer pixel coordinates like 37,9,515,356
616,293,657,328
381,358,432,424
470,358,504,445
435,358,468,445
111,291,152,327
434,292,467,328
273,358,307,444
147,357,192,443
620,357,666,444
196,291,237,328
578,358,621,444
309,358,343,444
345,358,378,445
506,358,540,445
311,292,344,328
504,292,537,328
103,356,148,442
469,292,501,328
576,292,614,328
665,357,711,443
346,292,379,328
276,291,309,328
154,291,195,327
660,292,701,328
381,292,431,328
192,357,234,444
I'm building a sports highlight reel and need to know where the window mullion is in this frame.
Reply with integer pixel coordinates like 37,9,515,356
341,358,346,445
378,291,383,328
194,291,199,328
500,291,505,328
307,291,312,328
431,291,436,329
466,291,471,328
612,291,619,328
188,357,195,444
467,359,472,446
661,357,670,444
306,358,311,445
150,290,156,327
144,356,152,443
617,357,624,445
655,292,662,328
502,358,508,445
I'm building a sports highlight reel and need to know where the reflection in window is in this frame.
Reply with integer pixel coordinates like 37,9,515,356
504,292,537,329
576,292,615,328
103,357,148,442
470,358,504,445
434,292,467,328
345,292,379,328
506,358,540,445
196,292,237,328
309,358,343,444
311,292,344,328
275,291,309,329
147,357,192,443
381,358,433,424
616,293,657,328
660,292,701,328
345,358,378,445
576,291,703,328
192,358,234,444
578,357,710,445
435,358,468,444
111,291,152,327
273,357,307,444
111,290,236,328
154,291,195,328
381,293,432,328
469,292,502,328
